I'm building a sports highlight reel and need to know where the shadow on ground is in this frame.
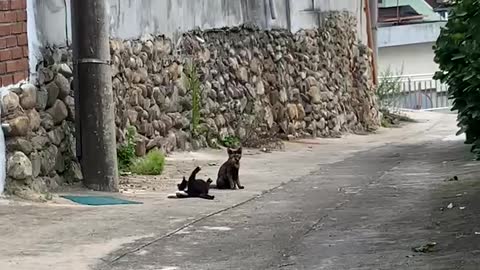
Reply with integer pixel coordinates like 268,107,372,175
276,141,480,270
98,138,480,270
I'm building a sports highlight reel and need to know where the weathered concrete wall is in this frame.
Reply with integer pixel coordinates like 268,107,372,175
27,0,71,80
110,0,245,40
108,0,367,41
27,0,369,78
29,0,368,43
289,0,368,43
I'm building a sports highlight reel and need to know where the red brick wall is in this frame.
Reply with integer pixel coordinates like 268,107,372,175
0,0,28,87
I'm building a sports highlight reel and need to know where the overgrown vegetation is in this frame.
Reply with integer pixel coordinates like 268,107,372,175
117,127,165,175
376,67,414,127
117,126,137,172
380,109,416,128
130,149,165,175
184,60,202,137
433,0,480,158
220,135,241,148
377,67,403,110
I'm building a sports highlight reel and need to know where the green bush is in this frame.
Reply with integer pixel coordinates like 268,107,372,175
377,67,403,110
130,149,165,175
220,135,240,148
434,0,480,158
117,126,136,171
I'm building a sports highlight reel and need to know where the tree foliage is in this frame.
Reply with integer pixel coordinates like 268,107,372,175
434,0,480,158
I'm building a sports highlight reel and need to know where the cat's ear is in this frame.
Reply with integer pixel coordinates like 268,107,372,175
237,147,242,154
227,148,233,155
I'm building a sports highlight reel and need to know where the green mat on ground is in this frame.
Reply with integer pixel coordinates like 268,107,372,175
61,195,143,206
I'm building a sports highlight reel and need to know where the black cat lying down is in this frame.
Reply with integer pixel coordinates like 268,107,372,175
167,166,215,200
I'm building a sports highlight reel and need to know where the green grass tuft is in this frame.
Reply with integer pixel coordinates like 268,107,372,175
220,135,240,149
130,149,165,175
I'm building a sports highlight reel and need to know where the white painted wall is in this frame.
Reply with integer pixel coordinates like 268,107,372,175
316,0,368,47
378,22,446,48
27,0,71,80
29,0,368,44
378,42,438,78
27,0,370,79
109,0,246,40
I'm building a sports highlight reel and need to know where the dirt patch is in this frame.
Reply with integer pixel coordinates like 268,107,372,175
118,148,271,193
381,109,416,128
119,157,213,193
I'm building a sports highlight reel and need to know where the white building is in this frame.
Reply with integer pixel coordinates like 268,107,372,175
378,21,445,79
376,0,451,109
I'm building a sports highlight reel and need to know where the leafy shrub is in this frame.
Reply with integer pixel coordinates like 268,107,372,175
117,126,136,171
130,149,165,175
434,0,480,158
220,135,240,148
184,60,202,137
377,67,403,110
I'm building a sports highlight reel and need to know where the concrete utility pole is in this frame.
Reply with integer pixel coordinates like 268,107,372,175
71,0,119,191
370,0,379,83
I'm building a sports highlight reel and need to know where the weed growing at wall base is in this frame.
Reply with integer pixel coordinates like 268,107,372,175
130,149,165,175
117,126,137,172
116,127,165,175
220,136,241,149
376,67,403,111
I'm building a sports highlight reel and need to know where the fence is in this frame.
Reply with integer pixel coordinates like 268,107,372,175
378,73,451,111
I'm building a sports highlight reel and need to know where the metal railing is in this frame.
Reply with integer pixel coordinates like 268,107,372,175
378,73,451,111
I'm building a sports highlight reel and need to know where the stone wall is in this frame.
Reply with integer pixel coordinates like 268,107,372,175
2,47,81,199
111,11,379,154
2,11,379,196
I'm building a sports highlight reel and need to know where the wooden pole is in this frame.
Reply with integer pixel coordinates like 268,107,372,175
365,0,378,86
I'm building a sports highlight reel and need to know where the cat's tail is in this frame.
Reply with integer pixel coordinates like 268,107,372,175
188,166,202,182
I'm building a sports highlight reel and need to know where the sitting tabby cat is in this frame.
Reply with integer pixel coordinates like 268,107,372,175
212,147,244,190
168,166,215,200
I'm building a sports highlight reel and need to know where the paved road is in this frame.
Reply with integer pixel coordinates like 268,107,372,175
98,137,480,270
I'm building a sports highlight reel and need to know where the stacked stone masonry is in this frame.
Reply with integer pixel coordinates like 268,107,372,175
2,12,379,196
111,12,379,153
0,0,28,86
2,47,81,198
